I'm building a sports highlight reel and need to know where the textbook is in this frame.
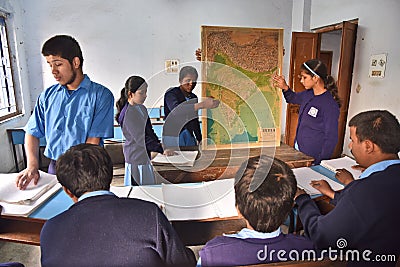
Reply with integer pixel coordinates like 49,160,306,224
320,156,362,179
151,151,199,167
0,171,61,216
292,167,344,196
129,178,238,221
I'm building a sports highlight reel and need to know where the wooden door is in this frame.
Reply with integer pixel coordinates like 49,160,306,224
331,21,358,157
284,32,320,146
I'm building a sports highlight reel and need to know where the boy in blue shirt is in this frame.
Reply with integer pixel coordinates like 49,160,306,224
16,35,114,189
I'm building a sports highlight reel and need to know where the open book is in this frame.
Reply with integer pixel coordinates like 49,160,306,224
320,156,362,179
128,179,238,221
0,171,61,216
151,151,198,167
292,167,344,195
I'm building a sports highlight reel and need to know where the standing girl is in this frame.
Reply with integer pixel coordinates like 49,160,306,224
115,76,167,185
273,59,341,164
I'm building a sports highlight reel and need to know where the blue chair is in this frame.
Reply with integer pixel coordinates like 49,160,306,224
152,123,163,139
147,107,161,121
7,128,47,172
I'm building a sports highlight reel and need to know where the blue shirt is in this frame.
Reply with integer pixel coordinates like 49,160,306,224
359,159,400,179
25,75,114,160
78,190,115,202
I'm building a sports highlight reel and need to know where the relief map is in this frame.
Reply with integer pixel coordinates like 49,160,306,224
201,26,283,148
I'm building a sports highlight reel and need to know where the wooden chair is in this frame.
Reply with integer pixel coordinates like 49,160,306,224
237,259,346,267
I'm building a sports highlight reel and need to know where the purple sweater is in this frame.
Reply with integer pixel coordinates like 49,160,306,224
283,89,339,164
199,233,315,266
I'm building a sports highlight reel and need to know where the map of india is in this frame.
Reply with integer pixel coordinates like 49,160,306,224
201,26,283,148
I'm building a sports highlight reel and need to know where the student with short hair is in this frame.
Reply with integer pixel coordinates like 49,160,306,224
296,110,400,266
198,155,315,266
40,144,196,267
16,35,114,189
163,66,219,147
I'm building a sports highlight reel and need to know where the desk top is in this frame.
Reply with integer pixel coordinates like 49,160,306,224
154,143,314,183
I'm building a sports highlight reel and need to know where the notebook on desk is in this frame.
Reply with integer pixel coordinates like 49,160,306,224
292,167,344,196
0,171,61,216
151,151,198,167
320,156,362,179
128,179,238,221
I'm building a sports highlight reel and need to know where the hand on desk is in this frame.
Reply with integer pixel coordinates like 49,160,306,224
163,149,177,156
310,180,335,199
15,167,40,190
335,168,355,185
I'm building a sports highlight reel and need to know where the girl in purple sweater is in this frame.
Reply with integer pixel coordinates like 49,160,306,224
273,59,341,164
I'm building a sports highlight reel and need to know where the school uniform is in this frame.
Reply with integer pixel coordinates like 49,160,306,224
198,228,315,266
25,75,114,173
119,103,157,185
40,191,196,267
283,89,339,164
296,160,400,266
163,86,201,146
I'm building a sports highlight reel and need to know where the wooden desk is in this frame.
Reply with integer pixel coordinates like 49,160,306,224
0,144,315,247
155,143,314,183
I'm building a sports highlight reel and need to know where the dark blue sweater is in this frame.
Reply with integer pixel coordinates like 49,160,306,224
283,89,339,164
40,195,195,267
296,164,400,266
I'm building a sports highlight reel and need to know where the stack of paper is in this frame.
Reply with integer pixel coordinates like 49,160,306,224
0,171,61,216
292,167,344,195
320,156,362,179
129,179,238,221
151,151,198,167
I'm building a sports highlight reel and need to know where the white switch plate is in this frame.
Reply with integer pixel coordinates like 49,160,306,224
165,59,179,73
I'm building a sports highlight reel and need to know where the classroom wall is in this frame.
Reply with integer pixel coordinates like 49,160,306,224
310,0,400,156
1,0,399,172
0,0,294,172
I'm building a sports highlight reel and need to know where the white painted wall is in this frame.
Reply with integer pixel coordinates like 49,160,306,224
310,0,400,156
0,0,294,172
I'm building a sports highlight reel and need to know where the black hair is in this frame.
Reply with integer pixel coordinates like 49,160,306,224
115,76,147,123
349,110,400,154
179,66,198,82
301,59,341,107
234,155,297,232
41,35,84,68
56,144,113,198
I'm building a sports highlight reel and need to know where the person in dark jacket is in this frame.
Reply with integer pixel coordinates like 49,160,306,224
198,155,316,266
40,143,196,267
163,66,219,147
295,110,400,266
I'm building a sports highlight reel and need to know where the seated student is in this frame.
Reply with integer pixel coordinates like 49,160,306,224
163,66,219,147
296,110,400,266
40,144,196,267
198,155,315,266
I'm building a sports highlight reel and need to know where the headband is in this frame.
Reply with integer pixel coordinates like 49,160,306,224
303,62,319,77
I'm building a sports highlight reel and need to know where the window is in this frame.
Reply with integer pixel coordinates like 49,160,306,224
0,15,17,121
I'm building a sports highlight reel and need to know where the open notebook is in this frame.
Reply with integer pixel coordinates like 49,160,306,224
128,179,238,221
151,151,198,167
292,167,344,195
0,171,61,216
320,156,362,179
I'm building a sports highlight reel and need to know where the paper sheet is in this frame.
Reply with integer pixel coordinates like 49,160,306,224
293,167,344,195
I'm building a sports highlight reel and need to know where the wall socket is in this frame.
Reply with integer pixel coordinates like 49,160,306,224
165,59,179,73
